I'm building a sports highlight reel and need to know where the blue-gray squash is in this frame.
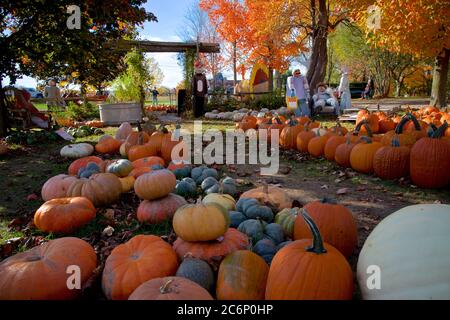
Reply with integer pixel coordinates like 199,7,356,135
175,257,215,293
236,198,274,222
263,223,285,245
237,219,267,244
253,238,277,264
175,177,197,198
201,177,219,191
229,211,246,228
276,240,292,251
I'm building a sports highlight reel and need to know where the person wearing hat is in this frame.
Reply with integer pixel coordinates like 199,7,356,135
44,79,65,110
192,60,208,117
312,82,339,115
338,68,351,112
286,69,310,117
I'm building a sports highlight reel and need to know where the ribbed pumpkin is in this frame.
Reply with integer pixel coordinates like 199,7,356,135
324,135,347,161
106,159,133,177
216,250,269,300
129,277,213,300
128,166,153,179
334,134,358,168
175,258,215,292
134,169,176,200
41,174,78,201
274,207,300,238
373,135,410,180
280,119,303,149
356,109,379,133
137,193,187,224
293,199,357,257
120,129,150,157
296,125,316,152
266,209,353,300
102,235,178,300
173,200,230,242
66,173,122,206
202,193,236,212
34,197,96,233
410,122,450,188
95,135,121,154
267,117,286,142
173,228,250,266
68,156,103,176
147,125,170,155
350,136,382,173
0,237,97,300
119,175,135,192
327,122,348,137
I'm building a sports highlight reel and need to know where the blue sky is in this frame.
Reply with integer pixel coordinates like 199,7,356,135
3,0,197,89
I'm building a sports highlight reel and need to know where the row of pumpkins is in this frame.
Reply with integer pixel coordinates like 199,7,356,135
235,106,450,189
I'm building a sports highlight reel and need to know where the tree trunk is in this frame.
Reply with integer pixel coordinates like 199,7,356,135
0,80,8,137
306,0,328,93
430,48,449,108
268,67,274,93
233,41,237,86
139,84,146,120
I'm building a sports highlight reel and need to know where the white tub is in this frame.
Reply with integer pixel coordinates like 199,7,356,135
99,103,142,125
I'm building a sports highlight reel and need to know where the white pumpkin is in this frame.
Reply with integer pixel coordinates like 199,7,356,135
357,204,450,300
60,143,94,158
202,193,236,212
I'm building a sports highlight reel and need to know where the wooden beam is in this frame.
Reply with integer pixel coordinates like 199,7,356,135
112,39,220,53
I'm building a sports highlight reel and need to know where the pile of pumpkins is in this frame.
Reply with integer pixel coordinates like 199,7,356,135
236,107,450,189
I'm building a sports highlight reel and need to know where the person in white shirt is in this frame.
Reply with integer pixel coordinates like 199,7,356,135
44,79,65,110
338,69,351,113
286,69,310,117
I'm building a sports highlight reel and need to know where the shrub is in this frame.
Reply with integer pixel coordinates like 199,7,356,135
249,93,286,110
65,102,100,121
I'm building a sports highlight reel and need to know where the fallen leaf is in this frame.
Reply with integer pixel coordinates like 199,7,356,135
320,185,329,189
336,188,349,195
26,193,38,201
102,226,114,237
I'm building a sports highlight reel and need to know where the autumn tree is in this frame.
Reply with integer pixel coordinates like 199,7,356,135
346,0,450,107
0,0,156,136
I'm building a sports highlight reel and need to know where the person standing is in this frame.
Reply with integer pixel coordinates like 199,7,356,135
338,69,352,113
151,87,159,105
192,61,208,118
44,79,65,110
286,69,310,117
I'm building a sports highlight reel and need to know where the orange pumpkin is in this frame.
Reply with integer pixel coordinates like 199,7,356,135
120,130,151,157
293,199,357,257
265,209,353,300
134,169,176,200
129,277,213,300
68,156,103,176
381,114,417,148
324,135,347,161
280,119,304,149
129,167,153,179
267,117,286,142
307,132,328,157
34,197,96,233
132,156,165,169
147,126,170,155
216,250,269,300
349,136,382,173
160,125,187,163
410,122,450,188
0,237,97,300
334,134,358,168
102,235,179,300
95,135,121,154
296,125,316,153
374,135,410,180
128,144,159,162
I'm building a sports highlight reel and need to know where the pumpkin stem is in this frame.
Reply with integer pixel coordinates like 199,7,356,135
301,209,327,254
391,134,401,147
159,279,174,294
359,135,372,144
431,121,448,139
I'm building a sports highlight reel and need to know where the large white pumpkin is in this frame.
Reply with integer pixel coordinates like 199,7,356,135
60,143,94,158
357,204,450,300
